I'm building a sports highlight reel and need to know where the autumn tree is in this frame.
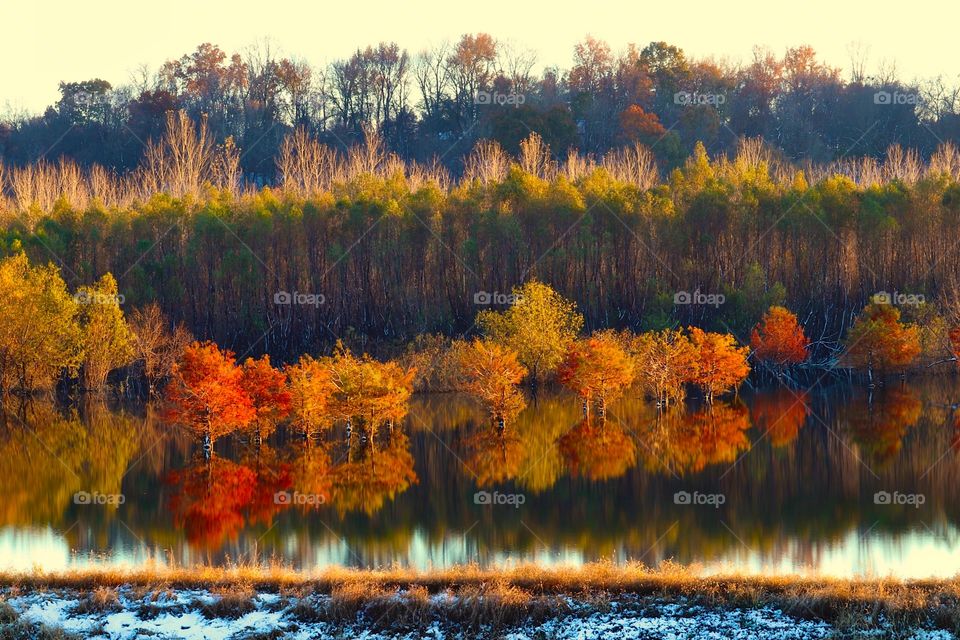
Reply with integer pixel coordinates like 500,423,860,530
477,280,583,383
286,354,335,442
240,355,292,442
558,333,635,418
128,303,193,396
688,328,750,402
842,302,921,384
457,339,528,431
631,329,698,407
76,273,135,390
325,346,416,441
619,105,667,147
0,254,83,391
750,306,808,374
950,327,960,367
163,341,255,455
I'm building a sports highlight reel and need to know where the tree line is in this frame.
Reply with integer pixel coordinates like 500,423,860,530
3,36,960,177
3,256,952,443
3,118,960,359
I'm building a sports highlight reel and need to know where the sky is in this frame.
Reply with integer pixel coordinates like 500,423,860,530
1,0,958,114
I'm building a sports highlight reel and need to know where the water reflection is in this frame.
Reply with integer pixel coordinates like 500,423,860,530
0,378,959,577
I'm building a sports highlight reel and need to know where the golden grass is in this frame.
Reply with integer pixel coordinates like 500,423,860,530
2,561,960,632
71,585,120,615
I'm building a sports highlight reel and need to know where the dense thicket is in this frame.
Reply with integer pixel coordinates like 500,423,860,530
2,128,959,361
2,36,960,175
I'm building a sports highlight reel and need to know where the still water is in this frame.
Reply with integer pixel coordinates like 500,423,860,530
1,378,959,578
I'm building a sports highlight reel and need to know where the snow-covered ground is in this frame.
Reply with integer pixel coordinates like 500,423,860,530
1,587,954,639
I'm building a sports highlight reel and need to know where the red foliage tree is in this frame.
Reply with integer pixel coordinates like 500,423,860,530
163,341,255,451
241,354,292,441
619,105,667,145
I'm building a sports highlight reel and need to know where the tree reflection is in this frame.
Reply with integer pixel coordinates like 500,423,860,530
328,431,417,516
0,400,139,529
749,389,810,448
286,441,334,508
846,387,921,467
464,427,526,486
237,443,294,527
558,418,637,481
166,454,257,548
640,401,752,475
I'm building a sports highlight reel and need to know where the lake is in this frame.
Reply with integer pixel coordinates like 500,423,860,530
1,377,959,578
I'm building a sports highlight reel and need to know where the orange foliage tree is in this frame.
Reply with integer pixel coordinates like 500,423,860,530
949,327,960,367
750,306,808,373
240,355,292,441
688,328,750,402
558,333,635,418
286,355,336,442
456,339,528,430
843,302,921,384
163,341,255,453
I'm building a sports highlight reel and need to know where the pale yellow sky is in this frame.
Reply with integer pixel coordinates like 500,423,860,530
2,0,958,113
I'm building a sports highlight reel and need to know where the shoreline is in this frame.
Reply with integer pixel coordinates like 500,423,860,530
1,563,959,637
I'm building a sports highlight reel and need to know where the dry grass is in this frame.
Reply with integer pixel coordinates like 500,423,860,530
198,583,257,619
70,586,120,615
3,561,960,633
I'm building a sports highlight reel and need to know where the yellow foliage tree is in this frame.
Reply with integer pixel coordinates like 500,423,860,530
0,254,83,391
477,280,583,382
324,346,416,440
630,329,698,407
76,273,136,390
